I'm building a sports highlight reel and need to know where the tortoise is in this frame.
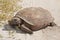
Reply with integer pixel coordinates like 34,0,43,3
8,7,56,34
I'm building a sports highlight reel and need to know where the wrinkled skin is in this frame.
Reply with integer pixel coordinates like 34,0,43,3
8,7,56,34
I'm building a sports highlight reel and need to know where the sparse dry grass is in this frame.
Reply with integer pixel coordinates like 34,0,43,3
0,0,22,21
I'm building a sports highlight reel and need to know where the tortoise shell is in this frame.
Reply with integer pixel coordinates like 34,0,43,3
15,7,54,31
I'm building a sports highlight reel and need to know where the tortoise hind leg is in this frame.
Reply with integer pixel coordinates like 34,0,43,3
49,22,56,26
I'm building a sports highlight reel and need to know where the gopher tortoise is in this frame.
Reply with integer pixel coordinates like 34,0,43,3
8,7,56,34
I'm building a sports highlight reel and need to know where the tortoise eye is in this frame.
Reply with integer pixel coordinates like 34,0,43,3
14,19,17,21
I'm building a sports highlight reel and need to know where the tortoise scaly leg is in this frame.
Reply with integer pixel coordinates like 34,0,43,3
18,24,33,34
49,22,56,26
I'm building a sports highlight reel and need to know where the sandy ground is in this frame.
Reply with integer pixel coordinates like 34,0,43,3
0,0,60,40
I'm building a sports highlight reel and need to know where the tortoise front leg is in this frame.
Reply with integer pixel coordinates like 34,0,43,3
18,24,33,34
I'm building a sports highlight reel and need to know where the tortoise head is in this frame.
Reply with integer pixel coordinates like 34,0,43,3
8,17,21,26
